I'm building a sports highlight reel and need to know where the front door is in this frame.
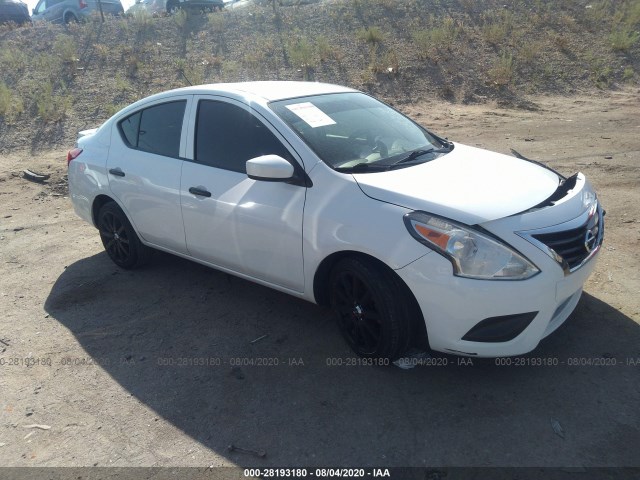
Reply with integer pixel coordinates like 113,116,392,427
180,97,306,292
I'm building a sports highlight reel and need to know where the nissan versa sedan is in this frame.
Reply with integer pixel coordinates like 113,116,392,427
67,82,604,360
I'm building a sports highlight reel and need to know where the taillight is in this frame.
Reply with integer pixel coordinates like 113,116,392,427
67,148,83,167
79,0,87,8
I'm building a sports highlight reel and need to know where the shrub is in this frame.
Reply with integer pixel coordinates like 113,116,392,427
114,73,131,93
610,28,640,51
33,82,72,122
129,8,153,35
221,60,240,81
588,57,613,88
208,11,225,33
0,47,26,74
357,26,384,45
0,82,13,117
518,41,542,64
623,66,635,81
53,35,77,64
482,10,513,45
287,37,315,68
316,35,333,62
412,17,459,58
487,51,514,85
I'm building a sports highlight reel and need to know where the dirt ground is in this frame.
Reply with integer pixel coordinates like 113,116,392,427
0,89,639,470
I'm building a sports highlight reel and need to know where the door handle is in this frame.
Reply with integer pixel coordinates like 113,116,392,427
109,168,125,177
189,187,211,198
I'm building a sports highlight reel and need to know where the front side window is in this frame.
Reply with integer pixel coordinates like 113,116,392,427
118,100,186,158
270,92,449,172
195,100,291,173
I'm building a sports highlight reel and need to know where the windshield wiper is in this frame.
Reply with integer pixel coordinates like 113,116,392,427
334,162,391,172
391,145,453,167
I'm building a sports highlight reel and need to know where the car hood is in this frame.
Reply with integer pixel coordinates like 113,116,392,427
352,143,561,225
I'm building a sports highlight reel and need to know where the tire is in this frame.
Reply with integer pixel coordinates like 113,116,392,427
97,202,152,269
64,13,77,23
329,257,412,360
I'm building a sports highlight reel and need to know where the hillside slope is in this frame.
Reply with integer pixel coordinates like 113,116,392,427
0,0,639,152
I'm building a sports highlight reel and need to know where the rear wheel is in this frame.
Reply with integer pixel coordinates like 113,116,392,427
97,202,152,269
63,13,77,23
329,257,412,360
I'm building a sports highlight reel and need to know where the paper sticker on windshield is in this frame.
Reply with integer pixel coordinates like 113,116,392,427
285,102,336,128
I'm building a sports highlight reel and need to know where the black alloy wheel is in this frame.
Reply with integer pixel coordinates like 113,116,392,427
98,202,151,269
330,257,412,360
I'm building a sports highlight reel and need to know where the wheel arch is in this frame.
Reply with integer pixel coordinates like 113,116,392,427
313,250,429,349
91,194,137,232
62,9,77,22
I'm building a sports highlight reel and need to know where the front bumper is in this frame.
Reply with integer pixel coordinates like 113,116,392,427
396,247,599,357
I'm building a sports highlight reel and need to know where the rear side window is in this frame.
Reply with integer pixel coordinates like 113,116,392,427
120,111,140,147
118,101,186,158
195,100,291,173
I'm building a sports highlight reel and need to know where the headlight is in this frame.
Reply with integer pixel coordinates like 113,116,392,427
403,212,539,280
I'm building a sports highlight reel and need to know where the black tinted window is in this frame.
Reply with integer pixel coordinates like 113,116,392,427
196,100,290,173
118,101,186,158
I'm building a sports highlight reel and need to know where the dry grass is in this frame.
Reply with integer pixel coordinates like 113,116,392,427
0,0,638,151
487,51,514,86
610,28,640,51
357,26,384,45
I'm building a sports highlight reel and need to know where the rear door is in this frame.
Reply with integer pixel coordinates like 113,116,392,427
107,96,191,254
180,96,306,292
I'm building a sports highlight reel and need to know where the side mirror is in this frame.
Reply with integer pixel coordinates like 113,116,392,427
246,155,294,182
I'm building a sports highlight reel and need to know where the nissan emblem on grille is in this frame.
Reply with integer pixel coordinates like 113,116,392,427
584,228,598,253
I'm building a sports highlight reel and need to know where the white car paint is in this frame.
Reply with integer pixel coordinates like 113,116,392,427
68,81,604,358
353,142,561,225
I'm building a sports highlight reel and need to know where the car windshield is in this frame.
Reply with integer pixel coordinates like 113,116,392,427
270,92,449,172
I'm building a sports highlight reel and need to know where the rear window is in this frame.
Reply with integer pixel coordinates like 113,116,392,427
118,101,186,158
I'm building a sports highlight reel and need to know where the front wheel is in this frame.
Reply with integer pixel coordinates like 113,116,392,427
329,257,412,360
97,202,152,269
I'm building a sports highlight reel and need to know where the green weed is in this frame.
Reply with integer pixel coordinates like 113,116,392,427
32,82,72,122
610,28,640,51
487,51,514,85
357,26,384,45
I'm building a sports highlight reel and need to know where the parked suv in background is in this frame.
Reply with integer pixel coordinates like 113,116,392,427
31,0,123,23
0,0,31,24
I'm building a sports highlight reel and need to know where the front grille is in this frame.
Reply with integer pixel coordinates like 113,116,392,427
533,213,602,270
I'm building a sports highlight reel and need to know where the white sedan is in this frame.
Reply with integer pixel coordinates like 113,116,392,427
67,82,604,359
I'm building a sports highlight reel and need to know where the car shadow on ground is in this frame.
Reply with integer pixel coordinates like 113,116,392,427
44,251,640,467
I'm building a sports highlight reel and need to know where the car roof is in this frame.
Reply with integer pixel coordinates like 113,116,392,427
173,81,358,102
